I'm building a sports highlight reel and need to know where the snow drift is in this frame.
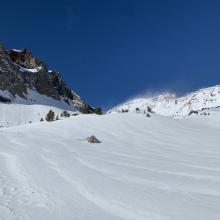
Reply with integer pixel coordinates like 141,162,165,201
0,111,220,220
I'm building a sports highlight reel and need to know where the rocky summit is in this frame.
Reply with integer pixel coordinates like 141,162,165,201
0,41,95,113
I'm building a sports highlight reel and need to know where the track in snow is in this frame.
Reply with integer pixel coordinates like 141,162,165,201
0,112,220,220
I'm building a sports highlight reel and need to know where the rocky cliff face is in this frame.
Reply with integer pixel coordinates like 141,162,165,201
0,42,94,112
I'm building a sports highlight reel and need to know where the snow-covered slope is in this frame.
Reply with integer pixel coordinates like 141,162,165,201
0,89,77,127
0,112,220,220
108,85,220,117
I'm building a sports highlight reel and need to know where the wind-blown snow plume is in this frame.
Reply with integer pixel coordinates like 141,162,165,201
108,85,220,117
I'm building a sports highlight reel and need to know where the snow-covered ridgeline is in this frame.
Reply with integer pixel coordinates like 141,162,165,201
108,85,220,117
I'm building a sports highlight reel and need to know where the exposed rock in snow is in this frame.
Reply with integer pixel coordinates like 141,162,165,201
86,135,101,144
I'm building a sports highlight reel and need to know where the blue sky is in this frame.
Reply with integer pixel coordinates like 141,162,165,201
1,0,220,109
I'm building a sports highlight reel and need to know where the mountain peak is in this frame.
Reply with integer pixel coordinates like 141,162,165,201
153,92,177,101
0,43,96,113
108,85,220,117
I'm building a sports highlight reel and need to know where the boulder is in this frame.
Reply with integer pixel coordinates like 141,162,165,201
86,135,101,144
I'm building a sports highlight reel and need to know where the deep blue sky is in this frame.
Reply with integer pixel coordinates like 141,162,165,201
1,0,220,108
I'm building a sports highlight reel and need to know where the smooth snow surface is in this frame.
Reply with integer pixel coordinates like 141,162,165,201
0,112,220,220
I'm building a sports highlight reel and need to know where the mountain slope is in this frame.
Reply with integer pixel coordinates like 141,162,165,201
0,42,98,126
0,112,220,220
0,89,77,127
108,85,220,117
0,42,94,113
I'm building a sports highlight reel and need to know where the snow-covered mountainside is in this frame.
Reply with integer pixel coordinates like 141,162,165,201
108,85,220,117
0,111,220,220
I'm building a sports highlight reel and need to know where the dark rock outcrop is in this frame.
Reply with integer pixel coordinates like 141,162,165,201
0,95,11,103
6,49,45,69
0,42,95,112
147,107,154,113
188,110,199,116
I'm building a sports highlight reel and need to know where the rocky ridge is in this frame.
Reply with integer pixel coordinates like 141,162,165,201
0,42,95,113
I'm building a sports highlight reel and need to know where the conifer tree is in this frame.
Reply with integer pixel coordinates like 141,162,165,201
46,110,55,122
